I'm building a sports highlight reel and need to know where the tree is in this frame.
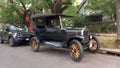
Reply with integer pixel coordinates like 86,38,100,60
41,0,73,13
0,4,21,23
0,0,20,23
84,0,116,21
0,0,74,24
115,0,120,48
0,0,42,23
7,0,35,23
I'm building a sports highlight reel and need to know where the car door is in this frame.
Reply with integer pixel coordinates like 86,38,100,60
53,27,66,42
44,17,66,42
45,26,56,41
45,26,66,42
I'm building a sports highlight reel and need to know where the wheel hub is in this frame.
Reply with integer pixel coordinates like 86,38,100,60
89,39,97,50
32,39,37,49
71,44,80,59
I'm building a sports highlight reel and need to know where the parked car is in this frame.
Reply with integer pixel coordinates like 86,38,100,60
0,24,32,47
30,14,100,62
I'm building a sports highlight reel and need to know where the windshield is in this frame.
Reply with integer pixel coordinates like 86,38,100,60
9,25,28,31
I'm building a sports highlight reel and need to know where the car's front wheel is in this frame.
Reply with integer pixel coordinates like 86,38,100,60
9,37,16,47
0,36,4,44
88,36,100,53
30,37,40,52
69,40,83,62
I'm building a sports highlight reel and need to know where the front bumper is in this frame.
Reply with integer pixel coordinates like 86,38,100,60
14,37,30,43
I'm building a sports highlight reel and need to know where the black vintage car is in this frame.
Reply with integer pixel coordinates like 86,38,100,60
30,14,100,62
0,24,32,47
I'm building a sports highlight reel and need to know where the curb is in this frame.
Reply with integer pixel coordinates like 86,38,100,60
99,48,120,56
96,33,116,37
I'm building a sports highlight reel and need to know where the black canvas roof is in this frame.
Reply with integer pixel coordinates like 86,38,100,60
31,13,73,18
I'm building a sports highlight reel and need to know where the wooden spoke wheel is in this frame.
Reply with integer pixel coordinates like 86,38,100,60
89,39,97,50
31,39,38,49
71,43,80,59
69,40,83,62
88,36,100,53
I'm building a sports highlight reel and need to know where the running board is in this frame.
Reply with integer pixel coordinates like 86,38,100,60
41,41,64,48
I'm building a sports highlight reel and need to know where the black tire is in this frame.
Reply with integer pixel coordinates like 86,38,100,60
0,36,4,44
9,37,16,47
69,40,83,62
30,37,40,52
88,36,100,53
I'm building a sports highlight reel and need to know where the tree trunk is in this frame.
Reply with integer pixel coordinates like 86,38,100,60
49,0,62,13
115,0,120,48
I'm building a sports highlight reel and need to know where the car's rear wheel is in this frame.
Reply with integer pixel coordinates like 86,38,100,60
9,37,16,47
30,37,40,52
0,36,4,44
69,40,83,62
88,36,100,53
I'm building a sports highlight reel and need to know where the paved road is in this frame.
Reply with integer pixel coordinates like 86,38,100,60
0,44,120,68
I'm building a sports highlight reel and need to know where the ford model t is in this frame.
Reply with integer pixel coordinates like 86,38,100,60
30,14,100,62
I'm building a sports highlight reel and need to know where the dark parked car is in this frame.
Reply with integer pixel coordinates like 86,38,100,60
30,14,100,62
0,24,32,47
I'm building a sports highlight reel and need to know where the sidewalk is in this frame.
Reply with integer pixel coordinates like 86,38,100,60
96,33,117,37
96,33,120,56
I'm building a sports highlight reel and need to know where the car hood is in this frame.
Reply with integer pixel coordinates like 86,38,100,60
63,27,88,36
64,27,85,32
10,30,32,35
11,30,28,33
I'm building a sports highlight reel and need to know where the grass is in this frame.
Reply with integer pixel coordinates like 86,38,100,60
97,36,116,49
83,21,117,33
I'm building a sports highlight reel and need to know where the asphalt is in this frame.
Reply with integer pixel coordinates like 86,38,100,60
0,43,120,68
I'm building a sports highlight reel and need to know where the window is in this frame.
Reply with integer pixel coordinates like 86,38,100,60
46,17,60,28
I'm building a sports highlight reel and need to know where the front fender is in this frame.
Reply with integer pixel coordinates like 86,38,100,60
68,36,85,41
66,36,85,47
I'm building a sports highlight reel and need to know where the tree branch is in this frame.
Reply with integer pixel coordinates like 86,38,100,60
31,0,35,6
8,0,14,3
61,5,69,12
55,0,61,7
20,0,26,10
48,3,54,9
62,1,72,5
14,8,22,18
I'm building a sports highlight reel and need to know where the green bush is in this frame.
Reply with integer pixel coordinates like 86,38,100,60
85,14,102,22
87,21,116,33
66,14,116,33
72,15,86,27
